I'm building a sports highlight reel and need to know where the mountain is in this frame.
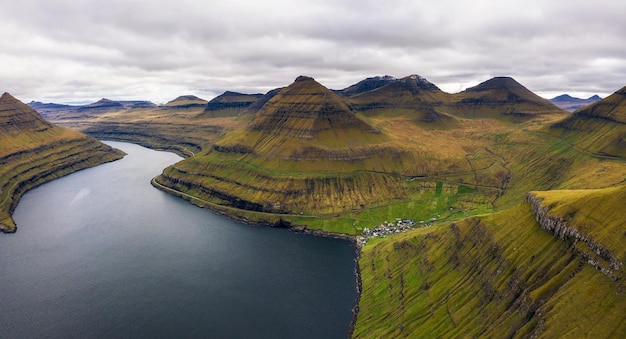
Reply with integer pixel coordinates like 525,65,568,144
196,91,263,118
348,74,455,125
450,77,566,121
244,75,380,140
550,94,602,112
550,85,626,158
154,76,416,217
76,98,124,113
0,92,124,232
163,95,208,108
336,75,397,96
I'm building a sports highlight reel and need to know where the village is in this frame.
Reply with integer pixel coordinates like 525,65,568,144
358,217,437,246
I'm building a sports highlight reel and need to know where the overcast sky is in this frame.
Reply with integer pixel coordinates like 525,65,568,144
1,0,625,104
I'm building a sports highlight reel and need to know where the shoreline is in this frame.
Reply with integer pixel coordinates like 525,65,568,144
1,150,125,235
150,175,364,336
150,176,359,240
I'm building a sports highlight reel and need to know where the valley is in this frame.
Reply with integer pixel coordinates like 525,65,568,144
9,74,626,337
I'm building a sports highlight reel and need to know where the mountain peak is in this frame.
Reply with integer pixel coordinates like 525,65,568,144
548,93,603,112
246,75,379,138
0,92,53,133
78,98,124,111
164,95,208,107
398,74,440,91
168,95,206,102
295,75,315,82
336,75,398,97
467,77,524,92
551,94,575,102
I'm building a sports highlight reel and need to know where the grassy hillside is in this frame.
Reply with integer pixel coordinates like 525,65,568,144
353,201,626,338
154,76,519,224
351,82,626,337
154,76,418,216
0,92,125,232
549,86,626,158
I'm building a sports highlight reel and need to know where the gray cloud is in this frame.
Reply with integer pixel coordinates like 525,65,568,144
1,0,625,103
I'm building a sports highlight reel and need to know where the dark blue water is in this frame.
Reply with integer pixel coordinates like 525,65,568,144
0,141,357,338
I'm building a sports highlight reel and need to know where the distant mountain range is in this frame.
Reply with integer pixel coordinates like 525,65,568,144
29,75,571,123
549,94,602,112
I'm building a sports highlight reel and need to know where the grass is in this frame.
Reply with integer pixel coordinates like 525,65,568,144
353,204,626,338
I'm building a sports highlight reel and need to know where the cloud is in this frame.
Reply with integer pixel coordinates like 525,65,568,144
1,0,625,103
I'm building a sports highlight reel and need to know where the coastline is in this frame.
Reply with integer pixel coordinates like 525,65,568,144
150,176,359,240
1,150,125,234
150,175,364,336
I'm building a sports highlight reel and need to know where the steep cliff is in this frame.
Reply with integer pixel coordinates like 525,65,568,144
354,203,626,338
526,188,625,280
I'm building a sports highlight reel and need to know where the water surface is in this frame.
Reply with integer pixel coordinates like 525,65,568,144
0,141,357,338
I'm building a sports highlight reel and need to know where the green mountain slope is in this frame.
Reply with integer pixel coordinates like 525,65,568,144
154,76,420,218
354,199,626,338
549,85,626,158
0,92,125,232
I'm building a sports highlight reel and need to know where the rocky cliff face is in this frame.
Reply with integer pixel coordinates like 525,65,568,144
525,192,623,280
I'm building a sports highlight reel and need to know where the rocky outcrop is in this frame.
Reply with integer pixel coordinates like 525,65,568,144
525,192,623,280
